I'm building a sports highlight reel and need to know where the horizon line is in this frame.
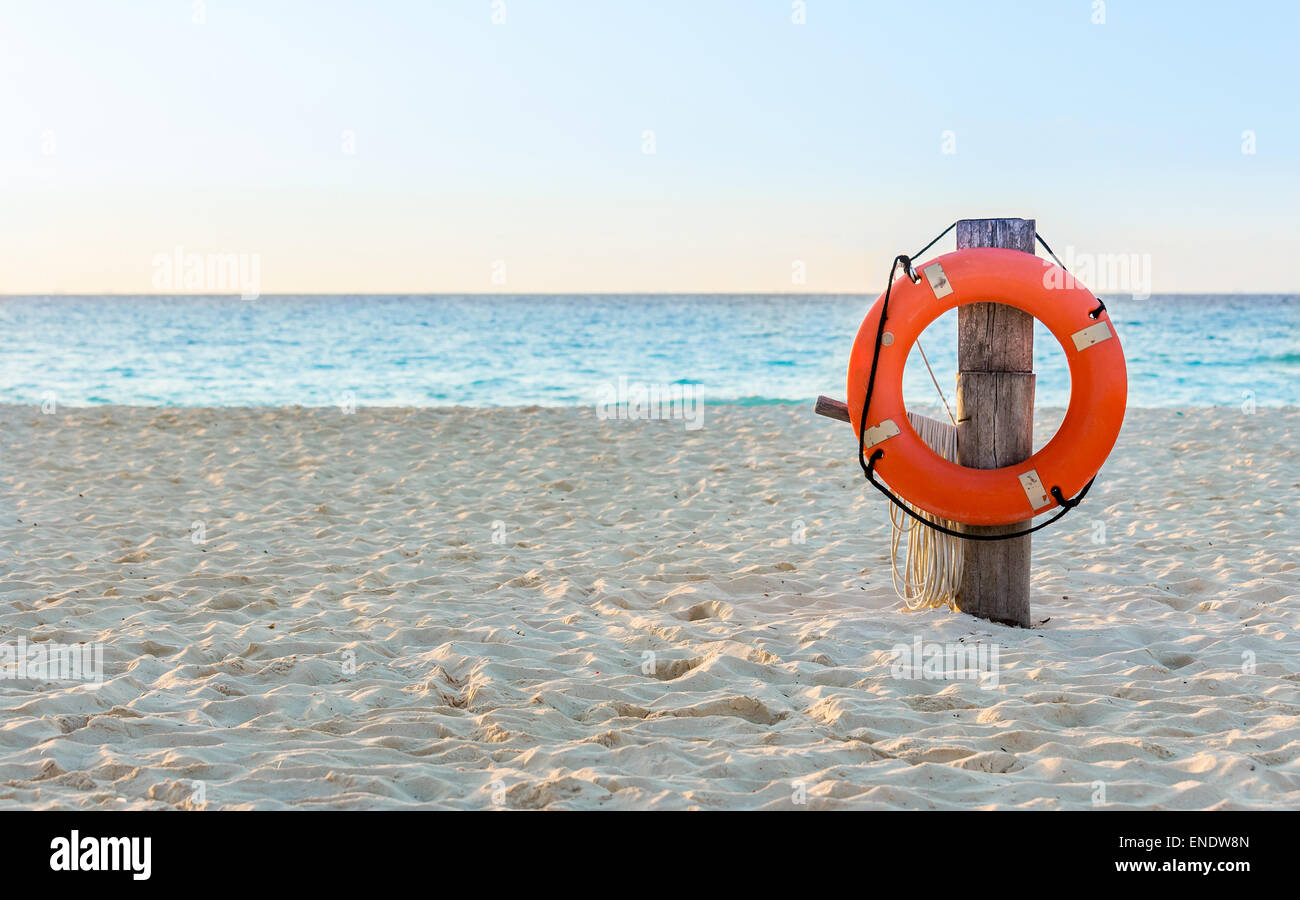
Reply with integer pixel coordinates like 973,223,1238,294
4,291,1297,298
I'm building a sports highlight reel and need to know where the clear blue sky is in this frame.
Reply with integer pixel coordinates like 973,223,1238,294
2,0,1295,293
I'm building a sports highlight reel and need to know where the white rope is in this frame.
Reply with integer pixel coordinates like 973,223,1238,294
889,410,964,610
916,340,957,428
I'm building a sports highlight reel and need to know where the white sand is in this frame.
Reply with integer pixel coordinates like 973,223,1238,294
1,403,1297,809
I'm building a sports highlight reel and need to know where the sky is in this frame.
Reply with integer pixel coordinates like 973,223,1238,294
1,0,1296,294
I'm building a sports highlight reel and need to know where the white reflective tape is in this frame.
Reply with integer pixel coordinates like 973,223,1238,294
1018,469,1051,510
862,418,900,448
1071,320,1112,351
923,262,953,299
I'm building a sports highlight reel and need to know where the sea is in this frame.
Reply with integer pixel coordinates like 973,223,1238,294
1,294,1295,409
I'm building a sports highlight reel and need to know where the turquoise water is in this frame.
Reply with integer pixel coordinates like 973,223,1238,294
1,294,1295,408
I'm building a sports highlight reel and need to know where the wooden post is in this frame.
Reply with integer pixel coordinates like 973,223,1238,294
955,218,1036,626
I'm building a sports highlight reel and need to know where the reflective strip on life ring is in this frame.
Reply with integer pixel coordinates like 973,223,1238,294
846,247,1127,527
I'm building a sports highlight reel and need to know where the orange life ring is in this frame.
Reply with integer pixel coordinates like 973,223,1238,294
847,247,1126,527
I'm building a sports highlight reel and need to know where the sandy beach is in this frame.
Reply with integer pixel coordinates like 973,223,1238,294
1,403,1297,809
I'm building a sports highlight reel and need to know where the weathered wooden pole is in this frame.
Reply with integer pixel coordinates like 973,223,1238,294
955,218,1036,626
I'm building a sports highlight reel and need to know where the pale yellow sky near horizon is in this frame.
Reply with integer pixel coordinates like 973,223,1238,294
6,182,1296,296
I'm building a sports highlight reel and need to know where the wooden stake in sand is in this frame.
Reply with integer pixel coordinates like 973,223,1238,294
954,218,1036,627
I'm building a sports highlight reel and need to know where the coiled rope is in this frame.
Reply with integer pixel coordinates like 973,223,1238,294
889,412,961,609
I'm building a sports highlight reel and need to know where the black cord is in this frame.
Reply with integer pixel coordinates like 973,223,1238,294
855,254,908,483
910,221,957,262
1034,232,1067,271
865,448,1096,541
855,224,1098,542
1036,231,1106,319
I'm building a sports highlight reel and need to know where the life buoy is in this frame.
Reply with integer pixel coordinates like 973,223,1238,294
847,247,1126,527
